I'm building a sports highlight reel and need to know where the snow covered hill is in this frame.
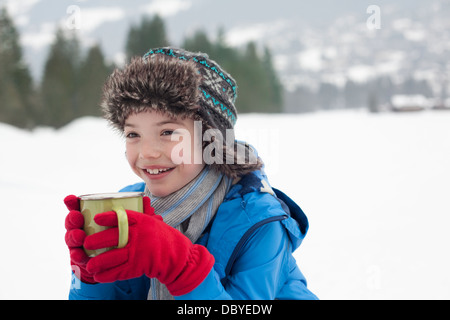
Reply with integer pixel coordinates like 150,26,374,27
1,110,449,299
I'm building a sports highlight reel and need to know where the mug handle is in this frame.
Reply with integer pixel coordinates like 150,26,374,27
112,205,128,249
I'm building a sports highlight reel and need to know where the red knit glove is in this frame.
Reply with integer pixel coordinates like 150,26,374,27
63,195,96,284
85,197,215,296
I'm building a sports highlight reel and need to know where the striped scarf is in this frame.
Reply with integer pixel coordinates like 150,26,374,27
144,166,233,300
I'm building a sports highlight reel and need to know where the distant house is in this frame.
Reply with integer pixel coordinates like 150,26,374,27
390,94,431,112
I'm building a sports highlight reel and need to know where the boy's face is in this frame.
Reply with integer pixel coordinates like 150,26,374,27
124,110,205,197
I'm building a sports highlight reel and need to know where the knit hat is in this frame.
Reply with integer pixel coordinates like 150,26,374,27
101,47,261,178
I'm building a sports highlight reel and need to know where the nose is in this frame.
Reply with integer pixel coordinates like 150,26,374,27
139,139,162,160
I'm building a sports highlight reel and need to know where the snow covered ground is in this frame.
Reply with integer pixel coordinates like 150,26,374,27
1,110,449,299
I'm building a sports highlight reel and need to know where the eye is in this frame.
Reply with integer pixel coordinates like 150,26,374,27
161,130,174,136
125,132,139,139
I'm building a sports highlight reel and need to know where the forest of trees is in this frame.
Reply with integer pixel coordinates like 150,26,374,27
0,9,283,129
1,7,440,129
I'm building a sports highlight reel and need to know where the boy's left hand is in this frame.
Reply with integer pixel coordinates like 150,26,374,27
84,196,215,296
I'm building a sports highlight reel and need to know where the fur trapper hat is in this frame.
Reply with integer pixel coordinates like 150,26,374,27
102,47,237,134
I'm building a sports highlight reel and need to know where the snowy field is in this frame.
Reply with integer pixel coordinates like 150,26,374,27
1,110,449,300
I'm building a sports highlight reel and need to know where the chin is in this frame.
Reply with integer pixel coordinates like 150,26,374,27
149,189,170,198
145,183,173,198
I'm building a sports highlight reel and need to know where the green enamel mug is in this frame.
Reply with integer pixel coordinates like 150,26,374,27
79,192,144,257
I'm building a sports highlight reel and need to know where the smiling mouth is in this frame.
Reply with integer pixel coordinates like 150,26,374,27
144,167,175,175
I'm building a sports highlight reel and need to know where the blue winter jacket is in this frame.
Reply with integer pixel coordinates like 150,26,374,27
69,170,318,300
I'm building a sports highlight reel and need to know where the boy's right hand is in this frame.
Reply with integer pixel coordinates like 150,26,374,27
64,195,97,284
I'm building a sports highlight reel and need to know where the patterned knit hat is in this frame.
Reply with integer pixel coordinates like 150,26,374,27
144,48,238,129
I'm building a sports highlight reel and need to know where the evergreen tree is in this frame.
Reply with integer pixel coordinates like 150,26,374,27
237,42,277,113
368,91,379,113
40,27,81,128
0,7,34,128
344,80,366,108
262,46,283,112
235,42,261,113
182,29,214,55
125,15,169,61
399,77,433,97
179,26,285,114
370,76,393,105
78,44,112,117
211,28,241,96
318,82,340,110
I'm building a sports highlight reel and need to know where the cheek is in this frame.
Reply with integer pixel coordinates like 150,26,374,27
125,144,137,166
181,163,205,181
